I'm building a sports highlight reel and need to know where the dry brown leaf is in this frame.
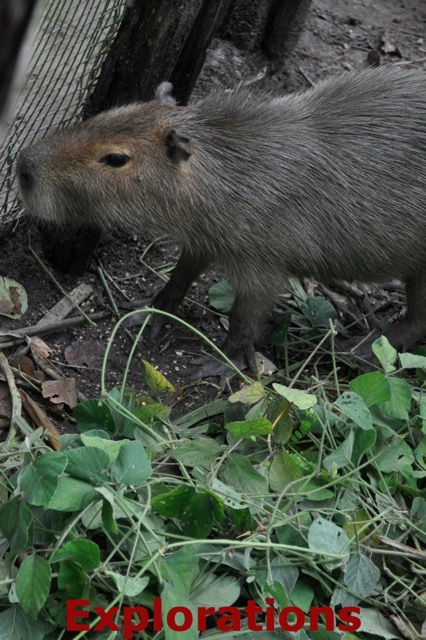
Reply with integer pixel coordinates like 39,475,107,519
42,378,78,409
19,389,61,450
9,354,36,377
29,337,64,379
30,336,53,359
0,277,28,319
64,339,105,368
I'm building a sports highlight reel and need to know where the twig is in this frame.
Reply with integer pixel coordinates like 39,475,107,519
36,283,94,327
0,310,111,349
0,351,21,448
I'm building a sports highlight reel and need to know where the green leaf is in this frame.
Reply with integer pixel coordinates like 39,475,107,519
349,371,391,407
380,377,412,420
299,296,337,328
153,487,223,537
308,517,350,559
276,517,311,549
16,555,51,619
20,452,67,506
225,418,273,438
65,447,110,484
269,449,304,492
344,554,381,598
352,428,377,465
0,277,28,319
228,381,266,405
268,554,299,595
0,497,33,555
161,583,199,640
105,387,138,436
374,437,415,472
208,280,234,312
372,336,398,373
0,607,52,640
57,561,88,598
411,497,426,543
152,486,193,517
111,440,152,485
101,498,118,534
273,384,317,410
181,490,223,537
357,607,402,638
209,478,246,510
323,430,354,470
51,539,100,572
221,455,268,494
74,399,115,434
290,580,314,612
162,546,199,596
303,483,335,502
105,571,149,597
268,397,294,444
80,435,127,461
173,439,221,469
334,392,373,430
192,574,240,607
142,359,175,394
47,477,99,512
399,352,426,369
133,403,171,423
268,310,292,346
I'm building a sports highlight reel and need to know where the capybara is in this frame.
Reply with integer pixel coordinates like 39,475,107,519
17,67,426,376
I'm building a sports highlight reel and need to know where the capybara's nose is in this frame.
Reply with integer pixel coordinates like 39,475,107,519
17,151,35,191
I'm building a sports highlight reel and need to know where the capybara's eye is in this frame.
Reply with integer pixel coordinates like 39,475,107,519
100,153,130,167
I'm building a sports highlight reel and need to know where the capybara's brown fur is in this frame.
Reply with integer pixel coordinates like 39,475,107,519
17,68,426,375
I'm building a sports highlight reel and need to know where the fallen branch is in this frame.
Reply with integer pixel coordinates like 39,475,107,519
0,310,112,349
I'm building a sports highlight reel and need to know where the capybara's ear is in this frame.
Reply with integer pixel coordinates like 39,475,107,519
155,81,176,105
163,127,191,163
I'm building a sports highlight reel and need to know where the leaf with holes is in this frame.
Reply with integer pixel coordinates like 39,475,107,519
308,517,350,559
334,392,372,430
0,276,28,319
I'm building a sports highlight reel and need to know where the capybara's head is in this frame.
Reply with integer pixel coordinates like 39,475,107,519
17,97,192,231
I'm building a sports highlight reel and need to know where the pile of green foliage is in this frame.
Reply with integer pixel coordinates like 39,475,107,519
0,303,425,640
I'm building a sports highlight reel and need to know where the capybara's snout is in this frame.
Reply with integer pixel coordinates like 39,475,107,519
17,148,36,194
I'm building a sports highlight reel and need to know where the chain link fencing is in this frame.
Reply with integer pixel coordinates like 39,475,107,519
0,0,128,231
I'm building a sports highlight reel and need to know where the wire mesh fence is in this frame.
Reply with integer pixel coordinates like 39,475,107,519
0,0,128,230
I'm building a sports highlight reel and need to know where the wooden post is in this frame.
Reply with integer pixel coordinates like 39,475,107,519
264,0,312,60
84,0,229,116
220,0,311,59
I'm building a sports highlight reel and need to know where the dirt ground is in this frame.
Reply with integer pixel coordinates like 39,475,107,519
1,0,425,430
